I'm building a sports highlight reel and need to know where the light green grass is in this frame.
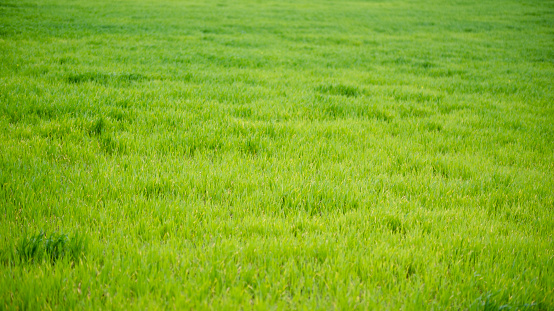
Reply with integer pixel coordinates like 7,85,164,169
1,0,553,309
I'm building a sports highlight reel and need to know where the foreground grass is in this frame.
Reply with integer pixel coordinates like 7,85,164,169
1,0,553,309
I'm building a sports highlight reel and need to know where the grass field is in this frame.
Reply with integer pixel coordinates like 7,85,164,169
1,0,553,309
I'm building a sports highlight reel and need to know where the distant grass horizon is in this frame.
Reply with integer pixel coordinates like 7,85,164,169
1,0,553,309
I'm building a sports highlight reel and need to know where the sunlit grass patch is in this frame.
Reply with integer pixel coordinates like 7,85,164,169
0,0,552,308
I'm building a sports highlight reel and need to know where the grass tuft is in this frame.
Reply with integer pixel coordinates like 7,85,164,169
16,231,87,264
89,117,106,136
316,84,361,97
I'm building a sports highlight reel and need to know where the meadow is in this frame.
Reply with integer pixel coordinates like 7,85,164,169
1,0,553,309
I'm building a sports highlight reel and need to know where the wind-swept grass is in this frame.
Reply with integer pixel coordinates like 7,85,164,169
1,0,553,309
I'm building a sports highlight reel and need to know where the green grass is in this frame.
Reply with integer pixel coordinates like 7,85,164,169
13,231,87,264
1,0,553,309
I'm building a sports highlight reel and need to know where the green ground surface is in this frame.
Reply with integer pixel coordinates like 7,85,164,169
1,0,553,309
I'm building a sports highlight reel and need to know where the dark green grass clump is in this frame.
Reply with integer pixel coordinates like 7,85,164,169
16,231,87,264
316,84,361,97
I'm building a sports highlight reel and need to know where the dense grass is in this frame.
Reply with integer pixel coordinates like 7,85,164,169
1,0,553,309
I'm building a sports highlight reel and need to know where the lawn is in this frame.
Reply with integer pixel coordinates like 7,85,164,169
1,0,553,309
